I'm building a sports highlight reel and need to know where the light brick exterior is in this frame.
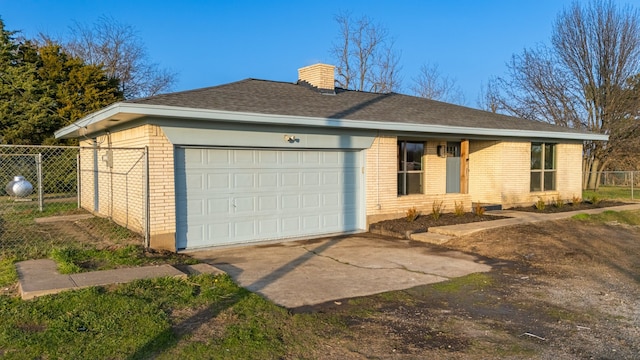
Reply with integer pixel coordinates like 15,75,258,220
298,63,335,90
367,136,584,224
79,124,177,250
79,126,585,250
365,135,472,224
468,140,583,208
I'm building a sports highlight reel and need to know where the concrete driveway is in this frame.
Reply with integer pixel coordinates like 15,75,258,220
191,234,492,309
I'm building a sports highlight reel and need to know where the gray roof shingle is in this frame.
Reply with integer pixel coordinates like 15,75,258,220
126,78,587,135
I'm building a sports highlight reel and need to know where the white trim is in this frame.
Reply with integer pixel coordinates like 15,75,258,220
55,102,609,141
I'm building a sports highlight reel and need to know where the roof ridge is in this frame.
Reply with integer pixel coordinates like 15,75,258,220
126,78,308,103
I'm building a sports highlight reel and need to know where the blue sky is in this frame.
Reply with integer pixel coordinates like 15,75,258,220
2,0,638,107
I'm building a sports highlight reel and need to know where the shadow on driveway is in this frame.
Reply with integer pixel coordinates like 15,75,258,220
191,233,492,309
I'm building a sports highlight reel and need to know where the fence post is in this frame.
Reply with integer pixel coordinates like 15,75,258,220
37,153,43,212
144,146,150,249
77,152,81,209
632,171,635,200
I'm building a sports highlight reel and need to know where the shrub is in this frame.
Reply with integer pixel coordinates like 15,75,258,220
590,194,602,206
554,197,564,208
431,200,444,220
454,201,465,217
572,195,582,205
405,207,419,222
474,203,485,216
534,198,546,211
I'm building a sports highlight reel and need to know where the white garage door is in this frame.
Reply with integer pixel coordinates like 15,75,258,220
175,147,362,249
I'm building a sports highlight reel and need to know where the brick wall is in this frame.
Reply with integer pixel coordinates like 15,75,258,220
368,136,585,221
365,135,471,224
79,124,177,250
555,143,583,201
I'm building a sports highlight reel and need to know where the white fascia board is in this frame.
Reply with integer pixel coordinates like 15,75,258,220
55,102,609,141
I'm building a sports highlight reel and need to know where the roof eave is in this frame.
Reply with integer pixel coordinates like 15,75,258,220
55,103,609,142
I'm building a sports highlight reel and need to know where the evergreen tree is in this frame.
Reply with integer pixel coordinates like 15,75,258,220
0,18,122,145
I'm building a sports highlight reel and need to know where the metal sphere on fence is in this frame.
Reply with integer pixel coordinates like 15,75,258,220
6,176,33,198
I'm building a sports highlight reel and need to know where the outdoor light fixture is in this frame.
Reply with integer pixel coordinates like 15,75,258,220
437,145,446,158
284,135,297,143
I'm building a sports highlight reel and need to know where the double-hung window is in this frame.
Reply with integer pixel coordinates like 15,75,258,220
530,142,556,192
398,141,424,195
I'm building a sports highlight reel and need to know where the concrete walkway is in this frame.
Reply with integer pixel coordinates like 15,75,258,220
412,203,640,244
16,260,222,300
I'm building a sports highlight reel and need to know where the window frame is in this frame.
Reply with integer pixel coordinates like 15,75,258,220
530,142,556,192
397,140,424,196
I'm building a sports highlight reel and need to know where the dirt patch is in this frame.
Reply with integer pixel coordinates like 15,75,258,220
369,201,632,239
370,213,508,238
508,200,628,213
298,217,640,359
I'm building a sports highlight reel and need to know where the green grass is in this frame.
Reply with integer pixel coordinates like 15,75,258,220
50,245,198,274
583,186,638,201
571,209,640,225
0,274,347,359
430,273,493,293
0,257,18,287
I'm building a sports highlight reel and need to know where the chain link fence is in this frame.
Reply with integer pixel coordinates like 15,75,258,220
585,171,640,200
0,145,148,260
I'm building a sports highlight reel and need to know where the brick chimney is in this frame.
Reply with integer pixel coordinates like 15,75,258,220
298,63,335,91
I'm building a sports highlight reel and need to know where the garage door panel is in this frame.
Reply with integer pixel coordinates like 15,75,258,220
281,152,300,164
210,222,230,240
258,195,278,211
323,214,340,227
207,173,229,189
176,148,362,249
322,193,340,207
258,151,278,164
208,198,229,214
303,216,320,231
302,194,320,208
235,220,256,238
323,172,339,185
303,152,320,164
232,173,255,188
258,173,278,188
233,151,254,164
258,218,279,234
233,196,255,213
302,172,320,186
282,217,300,232
281,172,300,187
281,194,300,209
206,149,230,165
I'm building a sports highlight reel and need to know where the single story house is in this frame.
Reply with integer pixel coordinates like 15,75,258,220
55,63,607,251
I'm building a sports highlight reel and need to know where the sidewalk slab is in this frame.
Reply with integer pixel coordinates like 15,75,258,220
70,265,186,288
16,259,192,300
422,203,640,239
411,232,453,244
34,214,94,224
16,260,77,300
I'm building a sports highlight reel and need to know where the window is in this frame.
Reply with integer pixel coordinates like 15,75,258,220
530,142,556,192
398,141,424,195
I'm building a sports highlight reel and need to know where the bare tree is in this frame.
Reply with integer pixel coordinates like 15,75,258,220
494,0,640,189
330,13,402,93
411,62,465,104
476,77,502,113
65,16,176,99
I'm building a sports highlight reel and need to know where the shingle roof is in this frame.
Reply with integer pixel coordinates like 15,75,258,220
125,78,588,135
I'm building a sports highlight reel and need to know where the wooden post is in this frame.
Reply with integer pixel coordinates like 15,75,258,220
460,139,469,194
